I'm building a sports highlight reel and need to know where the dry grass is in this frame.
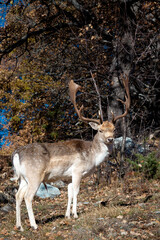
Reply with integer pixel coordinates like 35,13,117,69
0,158,160,239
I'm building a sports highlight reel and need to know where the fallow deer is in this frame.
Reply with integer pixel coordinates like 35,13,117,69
12,76,130,231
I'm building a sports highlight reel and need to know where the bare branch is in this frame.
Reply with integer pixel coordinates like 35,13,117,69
90,71,103,123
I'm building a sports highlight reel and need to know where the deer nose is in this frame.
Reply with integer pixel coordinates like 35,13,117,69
108,138,114,143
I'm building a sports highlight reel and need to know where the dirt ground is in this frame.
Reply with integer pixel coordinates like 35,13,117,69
0,155,160,240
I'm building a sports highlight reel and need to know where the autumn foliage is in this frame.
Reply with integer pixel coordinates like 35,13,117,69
0,0,159,148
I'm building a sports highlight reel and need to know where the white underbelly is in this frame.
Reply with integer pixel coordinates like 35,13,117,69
45,165,73,181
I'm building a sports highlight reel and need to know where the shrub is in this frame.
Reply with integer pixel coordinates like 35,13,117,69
128,152,160,179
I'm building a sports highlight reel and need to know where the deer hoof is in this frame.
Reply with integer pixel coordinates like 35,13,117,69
17,225,24,232
73,214,78,219
31,225,38,230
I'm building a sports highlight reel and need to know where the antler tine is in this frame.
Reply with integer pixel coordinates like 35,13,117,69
69,80,100,124
112,75,130,123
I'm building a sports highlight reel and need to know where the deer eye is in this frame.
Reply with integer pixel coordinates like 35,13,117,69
99,130,103,133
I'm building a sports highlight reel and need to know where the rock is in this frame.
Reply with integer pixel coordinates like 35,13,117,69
0,192,8,204
114,136,150,154
130,231,141,236
77,202,83,207
0,191,15,204
120,230,128,236
36,183,60,199
154,210,160,215
0,204,13,213
122,220,127,224
77,201,90,206
138,203,145,207
94,201,101,206
52,226,56,231
114,137,134,150
83,201,89,205
145,221,158,227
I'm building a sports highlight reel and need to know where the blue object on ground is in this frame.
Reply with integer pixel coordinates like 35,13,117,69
36,183,61,199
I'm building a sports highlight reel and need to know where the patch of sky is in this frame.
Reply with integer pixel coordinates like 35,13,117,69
103,45,109,51
0,0,24,27
0,109,9,148
0,2,8,27
44,103,49,108
19,98,25,103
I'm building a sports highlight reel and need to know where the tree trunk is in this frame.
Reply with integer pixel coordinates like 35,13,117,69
108,1,136,137
107,1,137,172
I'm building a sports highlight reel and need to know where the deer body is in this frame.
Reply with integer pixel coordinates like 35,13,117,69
13,122,114,231
12,78,130,231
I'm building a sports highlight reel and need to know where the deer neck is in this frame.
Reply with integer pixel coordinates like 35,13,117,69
91,133,112,167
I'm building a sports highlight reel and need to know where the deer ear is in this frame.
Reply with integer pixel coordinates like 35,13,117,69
89,122,99,130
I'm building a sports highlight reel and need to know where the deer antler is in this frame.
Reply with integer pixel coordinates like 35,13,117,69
69,80,100,124
112,75,130,123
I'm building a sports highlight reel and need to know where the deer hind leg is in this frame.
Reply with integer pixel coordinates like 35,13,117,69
65,183,73,219
24,180,40,230
72,173,81,218
16,178,28,231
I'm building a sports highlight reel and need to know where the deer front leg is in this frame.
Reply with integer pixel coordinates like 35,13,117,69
72,173,81,219
65,183,73,219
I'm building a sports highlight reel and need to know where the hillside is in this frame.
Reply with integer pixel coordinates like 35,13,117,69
0,155,160,240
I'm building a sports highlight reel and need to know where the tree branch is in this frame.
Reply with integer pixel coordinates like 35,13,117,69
67,0,83,11
0,23,69,61
90,71,103,123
